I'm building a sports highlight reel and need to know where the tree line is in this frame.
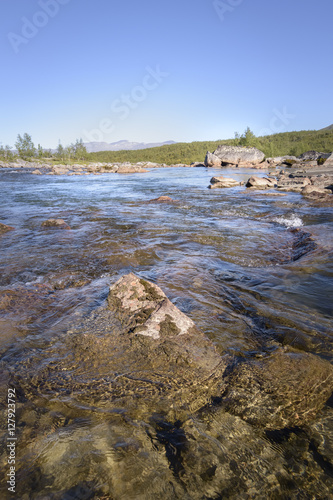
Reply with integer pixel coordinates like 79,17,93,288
0,133,88,162
88,127,333,165
2,127,332,165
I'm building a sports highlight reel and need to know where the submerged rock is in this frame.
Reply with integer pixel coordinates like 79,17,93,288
11,274,332,428
222,347,333,429
41,218,71,230
15,274,228,419
147,195,176,203
0,222,14,234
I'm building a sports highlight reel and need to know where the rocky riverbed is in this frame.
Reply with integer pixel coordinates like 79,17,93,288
0,159,195,175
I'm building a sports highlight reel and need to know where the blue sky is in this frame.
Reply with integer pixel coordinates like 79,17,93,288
1,0,332,148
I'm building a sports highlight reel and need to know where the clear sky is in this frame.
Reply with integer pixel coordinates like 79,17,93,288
1,0,332,148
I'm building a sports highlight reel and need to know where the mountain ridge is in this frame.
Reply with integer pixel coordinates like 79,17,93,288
83,140,176,153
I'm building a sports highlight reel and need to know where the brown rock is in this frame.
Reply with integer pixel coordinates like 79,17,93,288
209,176,241,188
117,166,148,174
301,185,330,197
0,222,14,234
222,347,333,429
277,175,311,192
147,196,176,203
41,219,71,230
246,176,275,189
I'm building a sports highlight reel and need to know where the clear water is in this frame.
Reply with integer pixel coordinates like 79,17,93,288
0,167,332,499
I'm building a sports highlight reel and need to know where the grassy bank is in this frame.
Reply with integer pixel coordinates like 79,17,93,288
88,127,333,165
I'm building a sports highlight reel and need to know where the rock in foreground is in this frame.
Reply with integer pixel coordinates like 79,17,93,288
13,274,333,427
106,274,229,416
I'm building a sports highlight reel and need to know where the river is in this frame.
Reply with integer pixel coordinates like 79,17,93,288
0,166,332,499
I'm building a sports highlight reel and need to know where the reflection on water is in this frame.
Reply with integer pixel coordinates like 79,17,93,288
0,167,332,499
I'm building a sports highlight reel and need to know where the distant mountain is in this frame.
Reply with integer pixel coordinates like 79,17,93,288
319,124,333,132
83,140,176,153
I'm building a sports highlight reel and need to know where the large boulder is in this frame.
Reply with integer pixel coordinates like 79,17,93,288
9,274,333,432
324,152,333,167
209,176,241,189
212,145,265,166
298,151,331,161
204,151,222,167
246,176,275,189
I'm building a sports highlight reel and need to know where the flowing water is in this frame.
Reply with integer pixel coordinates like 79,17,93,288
0,167,332,499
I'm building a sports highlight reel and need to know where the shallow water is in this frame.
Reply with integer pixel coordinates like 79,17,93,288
0,167,332,499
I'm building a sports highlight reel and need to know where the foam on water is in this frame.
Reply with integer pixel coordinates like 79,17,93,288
273,214,303,228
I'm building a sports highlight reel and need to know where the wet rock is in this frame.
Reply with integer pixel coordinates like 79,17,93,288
249,160,270,169
222,347,333,429
15,274,228,419
301,185,331,197
209,176,241,189
212,145,265,166
0,222,14,234
41,218,71,230
147,196,176,203
288,228,316,261
305,407,333,469
52,165,69,175
204,151,222,167
108,273,200,339
277,174,311,192
31,169,42,175
246,176,275,189
117,165,148,174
